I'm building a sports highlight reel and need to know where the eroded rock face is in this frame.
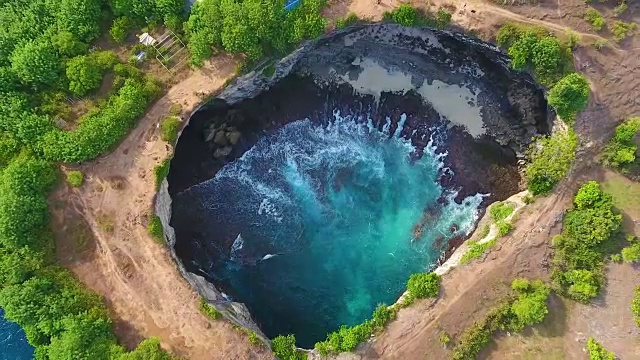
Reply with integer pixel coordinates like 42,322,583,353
161,23,551,345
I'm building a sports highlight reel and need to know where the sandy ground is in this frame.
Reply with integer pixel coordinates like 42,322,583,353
51,54,271,360
49,1,640,359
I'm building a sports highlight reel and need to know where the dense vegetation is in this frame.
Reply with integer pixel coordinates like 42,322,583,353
586,337,615,360
0,0,201,358
184,0,327,66
198,298,222,320
551,181,621,303
496,23,590,123
525,130,578,195
383,4,452,29
621,235,640,263
451,279,550,360
602,117,640,172
496,23,572,86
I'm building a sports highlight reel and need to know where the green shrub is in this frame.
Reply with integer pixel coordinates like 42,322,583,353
508,279,550,331
525,130,578,195
611,20,636,42
407,272,441,299
497,23,572,86
547,73,590,123
496,221,512,237
584,8,605,31
336,13,359,29
451,301,513,360
613,2,628,17
154,158,171,190
621,236,640,262
439,331,451,347
602,117,640,170
593,39,608,50
272,334,306,360
460,239,496,264
586,337,615,360
147,216,164,243
391,4,419,26
66,170,84,187
160,116,181,144
632,286,640,327
435,8,452,29
490,202,514,222
198,298,222,320
110,17,132,43
551,182,621,302
314,303,394,354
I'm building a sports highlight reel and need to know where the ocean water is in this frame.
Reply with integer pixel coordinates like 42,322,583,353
176,112,483,347
0,308,34,360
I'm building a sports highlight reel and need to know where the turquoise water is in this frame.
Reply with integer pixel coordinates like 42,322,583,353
0,308,33,360
178,112,483,347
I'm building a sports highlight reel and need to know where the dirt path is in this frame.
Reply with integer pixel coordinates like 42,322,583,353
52,54,272,360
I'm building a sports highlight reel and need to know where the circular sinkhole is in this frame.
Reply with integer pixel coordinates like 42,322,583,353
167,24,550,348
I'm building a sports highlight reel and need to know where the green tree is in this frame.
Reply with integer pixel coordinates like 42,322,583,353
118,338,176,360
56,0,102,42
66,55,103,96
51,31,90,58
155,0,184,18
525,130,578,195
531,36,562,81
547,73,590,123
110,17,133,43
10,40,61,87
46,312,120,360
509,279,550,331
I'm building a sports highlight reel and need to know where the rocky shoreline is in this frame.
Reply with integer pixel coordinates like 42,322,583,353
163,23,551,344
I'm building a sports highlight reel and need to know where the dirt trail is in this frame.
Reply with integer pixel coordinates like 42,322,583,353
52,54,272,360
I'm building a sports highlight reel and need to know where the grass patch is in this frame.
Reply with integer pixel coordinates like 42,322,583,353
460,239,496,264
584,8,605,31
96,212,115,233
160,116,181,145
199,298,222,320
66,170,84,187
154,158,171,190
147,215,164,244
611,21,636,42
478,224,491,240
490,202,515,222
384,4,451,29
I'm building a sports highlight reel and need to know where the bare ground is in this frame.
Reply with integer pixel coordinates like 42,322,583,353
50,1,640,359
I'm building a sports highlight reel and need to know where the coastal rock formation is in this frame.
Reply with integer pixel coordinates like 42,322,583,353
159,23,551,345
